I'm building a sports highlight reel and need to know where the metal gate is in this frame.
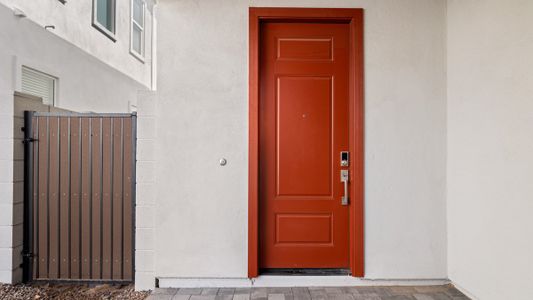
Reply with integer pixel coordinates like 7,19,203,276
22,111,136,282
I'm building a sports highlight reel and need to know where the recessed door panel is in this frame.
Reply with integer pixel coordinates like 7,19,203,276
277,76,332,197
277,38,333,60
275,214,332,244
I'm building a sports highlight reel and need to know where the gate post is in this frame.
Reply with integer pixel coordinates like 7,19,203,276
22,111,35,282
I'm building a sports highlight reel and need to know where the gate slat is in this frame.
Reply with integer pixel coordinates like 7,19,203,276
101,118,112,279
48,117,60,279
81,118,91,279
37,117,48,278
122,118,133,280
91,118,102,279
70,117,81,279
112,118,123,279
59,117,70,278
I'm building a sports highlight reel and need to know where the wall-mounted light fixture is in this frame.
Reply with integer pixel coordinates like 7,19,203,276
12,7,26,17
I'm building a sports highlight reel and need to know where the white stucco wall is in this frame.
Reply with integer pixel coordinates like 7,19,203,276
447,1,533,299
0,2,148,283
154,0,447,281
0,0,154,88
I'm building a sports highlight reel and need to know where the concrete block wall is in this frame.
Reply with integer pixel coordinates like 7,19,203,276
0,93,45,283
135,91,157,290
0,88,18,283
0,51,15,282
0,93,76,284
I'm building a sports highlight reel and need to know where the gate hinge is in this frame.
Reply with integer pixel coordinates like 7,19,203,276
21,251,35,258
22,138,38,144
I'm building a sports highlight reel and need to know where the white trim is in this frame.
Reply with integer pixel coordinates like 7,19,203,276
130,0,146,62
92,0,117,41
150,4,157,90
157,276,450,288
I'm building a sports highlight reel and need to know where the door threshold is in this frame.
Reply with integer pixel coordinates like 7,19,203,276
252,276,450,287
261,268,351,276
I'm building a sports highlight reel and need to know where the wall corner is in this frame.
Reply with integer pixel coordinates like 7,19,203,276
135,91,157,291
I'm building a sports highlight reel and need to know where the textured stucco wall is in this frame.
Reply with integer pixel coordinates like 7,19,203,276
154,0,447,281
0,0,154,88
447,1,533,299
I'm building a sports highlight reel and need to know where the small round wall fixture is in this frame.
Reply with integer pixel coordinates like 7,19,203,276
219,158,227,166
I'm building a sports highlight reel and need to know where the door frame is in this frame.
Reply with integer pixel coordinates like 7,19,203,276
248,7,364,278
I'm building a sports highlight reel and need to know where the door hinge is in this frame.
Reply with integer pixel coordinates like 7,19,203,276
22,137,38,144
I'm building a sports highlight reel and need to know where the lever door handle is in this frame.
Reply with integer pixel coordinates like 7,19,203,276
340,170,349,205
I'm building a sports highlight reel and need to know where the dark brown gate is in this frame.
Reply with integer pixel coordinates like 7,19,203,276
22,111,136,282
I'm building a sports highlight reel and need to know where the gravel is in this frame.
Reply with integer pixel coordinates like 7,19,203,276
0,283,150,300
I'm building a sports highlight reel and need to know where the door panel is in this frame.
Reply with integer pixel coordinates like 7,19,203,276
259,22,350,268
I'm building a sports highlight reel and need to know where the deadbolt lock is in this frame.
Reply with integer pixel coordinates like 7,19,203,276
340,151,349,167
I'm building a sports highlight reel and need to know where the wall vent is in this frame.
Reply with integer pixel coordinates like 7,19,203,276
21,66,56,106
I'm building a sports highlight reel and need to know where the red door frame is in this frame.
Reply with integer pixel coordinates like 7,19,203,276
248,7,364,278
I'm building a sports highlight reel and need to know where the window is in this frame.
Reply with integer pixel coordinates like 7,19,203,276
93,0,116,40
21,66,57,106
130,0,145,60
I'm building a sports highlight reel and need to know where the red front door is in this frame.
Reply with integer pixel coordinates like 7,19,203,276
259,21,350,269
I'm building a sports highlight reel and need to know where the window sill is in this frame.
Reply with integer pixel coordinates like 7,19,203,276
130,50,145,63
92,23,117,42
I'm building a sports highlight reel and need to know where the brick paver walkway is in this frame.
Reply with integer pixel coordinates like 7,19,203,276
147,285,469,300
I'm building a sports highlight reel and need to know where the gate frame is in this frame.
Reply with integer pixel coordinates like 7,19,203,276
22,111,35,282
248,7,365,278
22,111,137,283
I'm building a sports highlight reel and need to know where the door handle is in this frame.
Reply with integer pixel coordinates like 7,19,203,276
341,170,349,205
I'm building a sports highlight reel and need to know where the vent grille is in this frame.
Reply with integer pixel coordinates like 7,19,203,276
21,66,56,106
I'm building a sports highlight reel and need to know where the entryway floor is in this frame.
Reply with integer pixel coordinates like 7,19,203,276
147,285,469,300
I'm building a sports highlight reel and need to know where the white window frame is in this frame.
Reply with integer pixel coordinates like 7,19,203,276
21,66,58,107
130,0,146,62
92,0,116,41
